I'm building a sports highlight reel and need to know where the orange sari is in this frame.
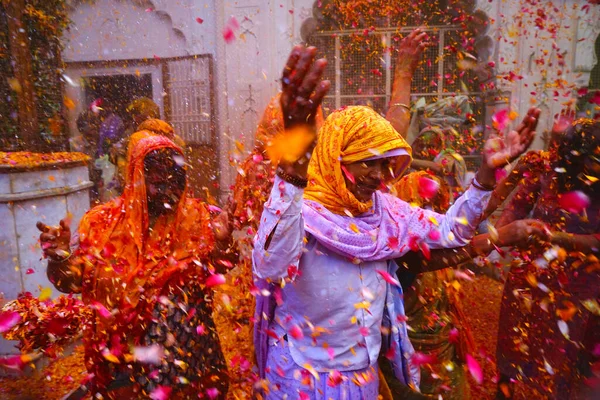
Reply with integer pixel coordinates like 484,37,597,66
74,134,223,395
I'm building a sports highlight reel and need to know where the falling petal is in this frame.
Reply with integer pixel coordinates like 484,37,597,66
205,274,226,287
206,388,219,399
557,320,569,339
492,109,509,131
376,270,400,287
411,352,437,367
466,354,483,384
417,176,439,200
39,287,52,301
91,301,112,319
0,311,20,333
149,385,172,400
134,345,164,365
289,325,304,340
559,191,590,213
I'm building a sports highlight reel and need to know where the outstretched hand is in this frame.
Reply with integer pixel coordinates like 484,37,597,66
280,46,330,130
484,107,540,169
395,28,428,75
552,108,576,135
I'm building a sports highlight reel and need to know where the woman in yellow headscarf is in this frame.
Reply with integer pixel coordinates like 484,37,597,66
252,45,540,399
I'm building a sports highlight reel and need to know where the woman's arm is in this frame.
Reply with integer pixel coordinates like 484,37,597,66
386,29,427,138
548,232,600,254
410,158,444,174
253,45,330,281
399,219,549,274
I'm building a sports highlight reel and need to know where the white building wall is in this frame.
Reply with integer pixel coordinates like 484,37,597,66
61,0,600,197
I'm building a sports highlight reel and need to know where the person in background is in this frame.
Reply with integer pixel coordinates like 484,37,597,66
72,110,103,205
95,113,126,202
407,96,472,200
379,170,549,399
37,131,235,399
109,97,162,193
494,119,600,399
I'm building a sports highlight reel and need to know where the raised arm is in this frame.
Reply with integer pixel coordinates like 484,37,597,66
405,108,542,251
252,45,330,281
386,28,427,138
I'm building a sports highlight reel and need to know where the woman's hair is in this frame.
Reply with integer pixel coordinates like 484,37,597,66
554,119,600,193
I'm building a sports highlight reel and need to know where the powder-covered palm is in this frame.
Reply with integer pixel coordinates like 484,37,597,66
484,107,541,169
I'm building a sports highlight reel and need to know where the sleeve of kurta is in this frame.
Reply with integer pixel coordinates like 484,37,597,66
252,176,305,281
402,179,493,249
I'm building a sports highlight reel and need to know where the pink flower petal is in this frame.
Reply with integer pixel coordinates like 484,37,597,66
90,301,112,319
289,324,304,340
376,270,400,287
133,344,164,365
0,311,20,333
205,274,226,288
492,109,509,131
25,268,35,275
223,27,236,43
466,354,483,384
149,385,172,400
196,324,206,335
417,176,439,200
559,191,590,213
411,352,437,367
327,370,344,387
206,388,219,399
196,17,204,24
448,327,460,344
0,355,26,371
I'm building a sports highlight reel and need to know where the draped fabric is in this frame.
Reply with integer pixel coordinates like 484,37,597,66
75,133,217,392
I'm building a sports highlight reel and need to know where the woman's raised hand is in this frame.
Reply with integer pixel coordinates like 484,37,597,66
484,107,541,169
280,46,330,131
395,28,428,76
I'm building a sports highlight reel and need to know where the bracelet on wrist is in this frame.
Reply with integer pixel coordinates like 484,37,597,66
276,166,308,188
471,176,495,191
390,103,411,112
49,249,72,263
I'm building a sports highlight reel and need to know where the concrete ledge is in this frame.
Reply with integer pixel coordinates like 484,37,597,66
0,181,94,203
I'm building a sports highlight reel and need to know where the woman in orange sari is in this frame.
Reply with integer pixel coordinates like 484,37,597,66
38,132,232,399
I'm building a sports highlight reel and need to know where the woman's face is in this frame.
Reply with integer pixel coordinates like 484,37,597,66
342,158,393,202
143,150,186,216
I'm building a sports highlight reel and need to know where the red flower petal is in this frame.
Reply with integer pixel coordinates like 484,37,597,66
205,274,226,287
559,190,590,213
149,385,172,400
196,17,204,24
0,311,20,333
376,270,400,287
417,176,439,200
466,354,483,384
289,324,304,340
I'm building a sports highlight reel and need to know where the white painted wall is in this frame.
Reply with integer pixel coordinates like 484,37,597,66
61,0,600,196
64,0,190,62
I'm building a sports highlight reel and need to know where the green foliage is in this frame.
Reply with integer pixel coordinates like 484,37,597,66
0,0,71,151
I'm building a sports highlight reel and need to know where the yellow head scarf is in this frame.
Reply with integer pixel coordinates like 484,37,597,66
305,106,412,216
